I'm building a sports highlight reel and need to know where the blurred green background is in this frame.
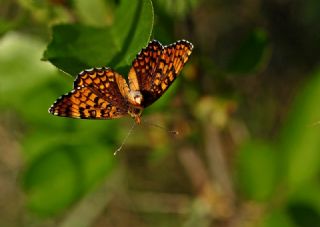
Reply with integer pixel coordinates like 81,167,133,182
1,0,320,226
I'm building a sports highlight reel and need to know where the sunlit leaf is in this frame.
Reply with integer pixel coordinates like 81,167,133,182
0,33,57,105
74,0,114,26
280,69,320,193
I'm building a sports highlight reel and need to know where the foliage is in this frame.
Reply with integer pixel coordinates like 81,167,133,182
1,0,320,226
43,0,154,76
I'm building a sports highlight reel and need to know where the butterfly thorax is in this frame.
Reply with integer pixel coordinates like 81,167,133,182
128,105,142,124
126,90,143,124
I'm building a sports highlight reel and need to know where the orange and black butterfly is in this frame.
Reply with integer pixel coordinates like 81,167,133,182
49,40,193,124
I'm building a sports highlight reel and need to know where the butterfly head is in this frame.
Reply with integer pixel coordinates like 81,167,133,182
128,90,144,107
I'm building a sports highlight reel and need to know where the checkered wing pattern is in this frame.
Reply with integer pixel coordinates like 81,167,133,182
49,40,194,120
129,40,193,107
49,67,128,119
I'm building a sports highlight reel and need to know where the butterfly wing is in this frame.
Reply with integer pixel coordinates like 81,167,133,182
49,67,129,119
74,67,130,106
128,40,193,107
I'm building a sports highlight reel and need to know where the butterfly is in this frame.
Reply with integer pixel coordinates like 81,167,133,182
49,40,193,124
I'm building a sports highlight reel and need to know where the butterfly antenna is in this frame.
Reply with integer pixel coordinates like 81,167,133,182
114,121,136,156
142,120,179,135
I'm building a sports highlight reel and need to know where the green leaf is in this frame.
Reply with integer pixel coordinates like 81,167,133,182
23,148,81,216
0,33,57,106
154,0,199,18
112,0,154,70
0,18,15,36
280,69,320,193
74,0,115,26
227,28,271,74
287,181,320,214
43,0,154,76
236,140,278,201
22,143,116,216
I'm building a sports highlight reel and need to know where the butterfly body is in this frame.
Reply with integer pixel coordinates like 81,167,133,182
49,40,193,123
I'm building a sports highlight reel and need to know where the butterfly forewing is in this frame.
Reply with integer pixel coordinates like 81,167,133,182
129,40,193,107
49,68,129,119
74,67,130,106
